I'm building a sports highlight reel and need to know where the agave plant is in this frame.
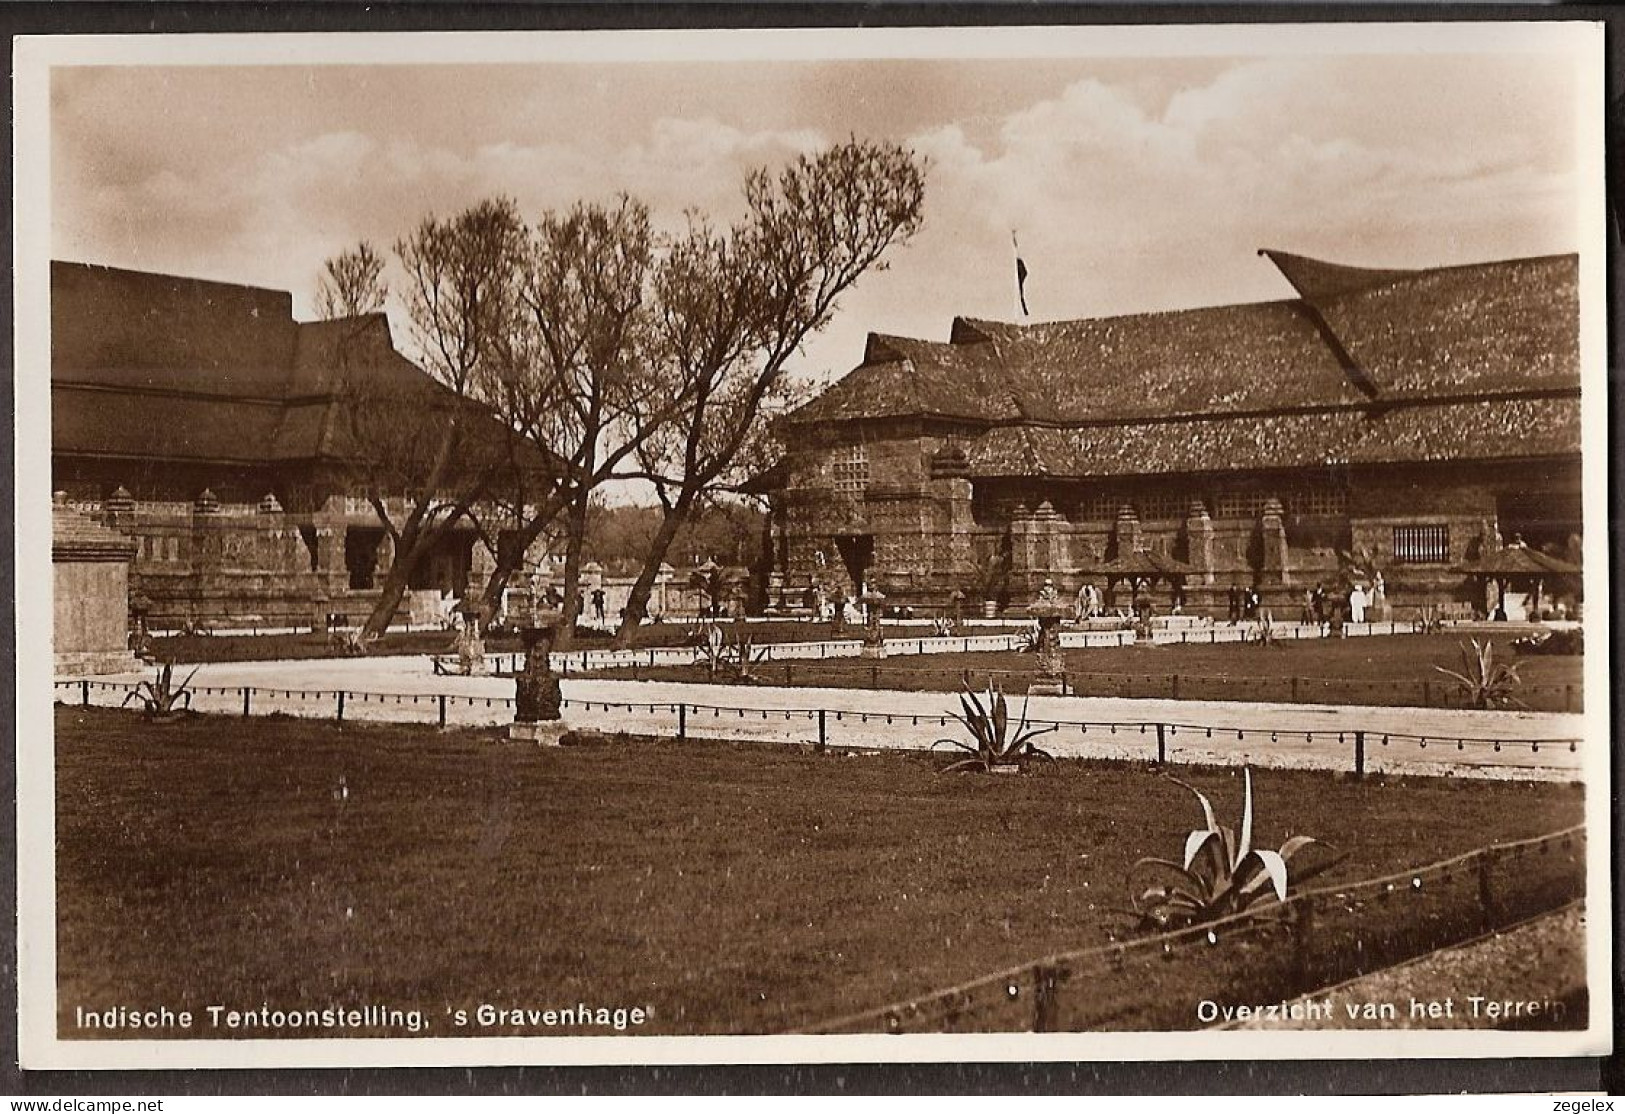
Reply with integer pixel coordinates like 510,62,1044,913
121,661,200,719
933,682,1058,774
1415,603,1446,636
723,625,770,682
1249,610,1284,648
328,628,375,657
1434,638,1525,709
1127,770,1339,931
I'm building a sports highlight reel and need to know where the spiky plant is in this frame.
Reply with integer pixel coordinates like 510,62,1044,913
1415,603,1446,636
121,661,200,719
1250,610,1284,648
1127,770,1340,931
1434,638,1525,709
933,682,1058,774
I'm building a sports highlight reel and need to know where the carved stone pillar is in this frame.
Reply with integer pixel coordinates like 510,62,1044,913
1185,500,1214,585
1260,496,1290,586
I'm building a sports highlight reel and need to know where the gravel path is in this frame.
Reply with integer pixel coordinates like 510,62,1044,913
74,655,1586,781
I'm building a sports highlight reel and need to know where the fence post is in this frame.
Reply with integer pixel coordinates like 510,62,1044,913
1155,722,1167,765
1033,965,1061,1032
242,687,251,717
817,708,827,753
81,679,91,707
1353,730,1365,779
337,690,346,722
438,694,447,728
678,703,687,740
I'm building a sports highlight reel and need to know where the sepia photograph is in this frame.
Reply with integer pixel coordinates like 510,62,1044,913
13,20,1611,1070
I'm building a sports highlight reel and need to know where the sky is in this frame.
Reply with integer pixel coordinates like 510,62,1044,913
49,34,1590,392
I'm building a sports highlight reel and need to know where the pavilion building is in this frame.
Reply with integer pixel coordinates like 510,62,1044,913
50,261,517,629
760,249,1582,619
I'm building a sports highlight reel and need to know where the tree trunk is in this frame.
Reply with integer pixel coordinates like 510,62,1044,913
553,495,591,650
361,529,434,638
610,496,695,648
473,512,552,623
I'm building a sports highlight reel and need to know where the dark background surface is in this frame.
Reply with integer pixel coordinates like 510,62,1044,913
3,0,1621,1096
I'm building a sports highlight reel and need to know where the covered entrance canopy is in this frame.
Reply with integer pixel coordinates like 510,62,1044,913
1453,539,1580,619
1088,547,1196,612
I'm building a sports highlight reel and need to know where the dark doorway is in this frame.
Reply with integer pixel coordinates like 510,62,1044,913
833,534,874,594
345,527,385,590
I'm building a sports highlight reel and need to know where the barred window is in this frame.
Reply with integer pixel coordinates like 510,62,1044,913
1214,491,1268,519
1285,487,1348,517
829,444,869,495
1078,492,1119,521
1392,524,1450,564
1134,493,1189,521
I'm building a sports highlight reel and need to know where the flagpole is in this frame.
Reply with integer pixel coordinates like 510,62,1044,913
1012,230,1030,320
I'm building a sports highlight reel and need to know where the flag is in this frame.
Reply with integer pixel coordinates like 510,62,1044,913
1012,231,1030,317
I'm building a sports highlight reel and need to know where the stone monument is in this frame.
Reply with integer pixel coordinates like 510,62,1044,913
510,595,566,745
860,589,887,659
454,598,489,676
1027,578,1069,696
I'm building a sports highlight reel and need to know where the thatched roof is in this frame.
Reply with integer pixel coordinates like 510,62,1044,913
1455,541,1580,578
787,250,1580,476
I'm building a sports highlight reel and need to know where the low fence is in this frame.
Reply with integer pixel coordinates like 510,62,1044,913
802,825,1587,1034
602,661,1581,714
55,679,1583,779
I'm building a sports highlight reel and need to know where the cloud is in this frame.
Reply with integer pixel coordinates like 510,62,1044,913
49,53,1585,386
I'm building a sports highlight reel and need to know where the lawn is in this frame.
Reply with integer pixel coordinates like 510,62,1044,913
587,633,1584,712
55,707,1583,1037
149,619,1024,664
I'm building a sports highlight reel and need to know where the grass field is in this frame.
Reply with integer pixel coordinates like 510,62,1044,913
150,620,1024,664
55,707,1583,1037
587,633,1584,712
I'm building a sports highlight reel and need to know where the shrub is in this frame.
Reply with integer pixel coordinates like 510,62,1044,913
1434,638,1525,709
121,661,200,719
933,682,1058,774
1127,769,1339,931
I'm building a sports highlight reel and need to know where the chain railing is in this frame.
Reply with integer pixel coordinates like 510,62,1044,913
801,825,1586,1034
54,679,1582,777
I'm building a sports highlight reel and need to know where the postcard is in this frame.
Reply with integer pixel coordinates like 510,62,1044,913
15,19,1610,1069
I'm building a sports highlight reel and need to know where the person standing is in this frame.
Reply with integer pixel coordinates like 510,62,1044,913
1227,584,1240,623
1348,582,1368,624
591,586,607,624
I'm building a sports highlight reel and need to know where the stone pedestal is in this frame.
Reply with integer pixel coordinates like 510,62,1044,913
860,590,887,659
508,720,568,746
1028,593,1070,696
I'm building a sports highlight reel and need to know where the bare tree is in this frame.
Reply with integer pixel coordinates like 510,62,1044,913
464,197,680,647
609,138,926,646
336,199,529,637
315,241,389,319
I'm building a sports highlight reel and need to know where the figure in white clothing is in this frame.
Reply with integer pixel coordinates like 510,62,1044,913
1348,583,1368,624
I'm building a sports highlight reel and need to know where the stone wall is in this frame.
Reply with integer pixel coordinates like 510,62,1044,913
770,426,1583,619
